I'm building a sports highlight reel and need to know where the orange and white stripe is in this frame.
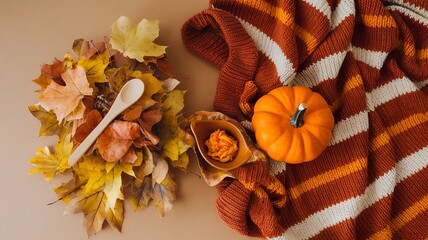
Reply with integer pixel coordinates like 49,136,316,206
366,77,428,111
236,17,296,85
293,50,349,87
270,146,428,240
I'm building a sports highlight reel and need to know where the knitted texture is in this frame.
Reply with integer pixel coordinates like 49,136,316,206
182,0,428,239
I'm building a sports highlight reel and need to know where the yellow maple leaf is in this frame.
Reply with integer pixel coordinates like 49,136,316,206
156,109,193,163
77,50,109,87
74,154,137,212
28,104,59,136
172,153,190,170
131,70,164,104
104,198,124,233
109,16,167,61
104,161,136,210
28,126,72,182
54,177,84,205
75,154,105,183
81,191,125,236
56,182,124,236
162,89,185,115
39,66,93,123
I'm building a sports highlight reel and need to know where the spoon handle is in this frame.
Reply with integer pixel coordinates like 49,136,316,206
67,79,144,166
67,106,121,166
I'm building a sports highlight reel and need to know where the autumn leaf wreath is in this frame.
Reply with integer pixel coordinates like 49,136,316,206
28,16,194,236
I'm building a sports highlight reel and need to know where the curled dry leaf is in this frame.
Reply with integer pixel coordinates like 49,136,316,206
152,153,169,185
161,78,180,92
96,120,141,162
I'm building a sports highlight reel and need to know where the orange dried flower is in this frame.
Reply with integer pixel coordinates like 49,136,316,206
205,129,238,162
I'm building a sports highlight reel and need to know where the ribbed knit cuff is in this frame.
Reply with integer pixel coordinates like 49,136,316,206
181,8,259,122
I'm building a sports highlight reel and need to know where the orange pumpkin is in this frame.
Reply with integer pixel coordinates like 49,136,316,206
252,86,334,164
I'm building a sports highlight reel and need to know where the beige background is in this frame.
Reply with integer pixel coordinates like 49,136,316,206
0,1,252,239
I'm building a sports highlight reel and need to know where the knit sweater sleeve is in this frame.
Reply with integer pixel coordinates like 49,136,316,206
181,8,259,123
216,161,286,238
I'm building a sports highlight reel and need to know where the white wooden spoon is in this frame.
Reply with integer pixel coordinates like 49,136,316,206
68,79,145,166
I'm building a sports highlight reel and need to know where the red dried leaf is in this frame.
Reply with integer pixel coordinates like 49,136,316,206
156,58,173,76
41,58,64,84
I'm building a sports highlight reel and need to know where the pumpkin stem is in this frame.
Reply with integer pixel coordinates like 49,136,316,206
290,103,307,128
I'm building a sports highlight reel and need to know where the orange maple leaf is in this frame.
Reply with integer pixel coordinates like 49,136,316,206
39,66,93,123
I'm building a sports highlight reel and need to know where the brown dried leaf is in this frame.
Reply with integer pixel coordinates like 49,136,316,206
156,58,174,77
74,109,102,143
41,58,63,83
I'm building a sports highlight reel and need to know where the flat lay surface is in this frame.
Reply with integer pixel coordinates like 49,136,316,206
0,0,249,239
2,0,428,239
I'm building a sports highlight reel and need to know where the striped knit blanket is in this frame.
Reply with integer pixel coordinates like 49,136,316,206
181,0,428,239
